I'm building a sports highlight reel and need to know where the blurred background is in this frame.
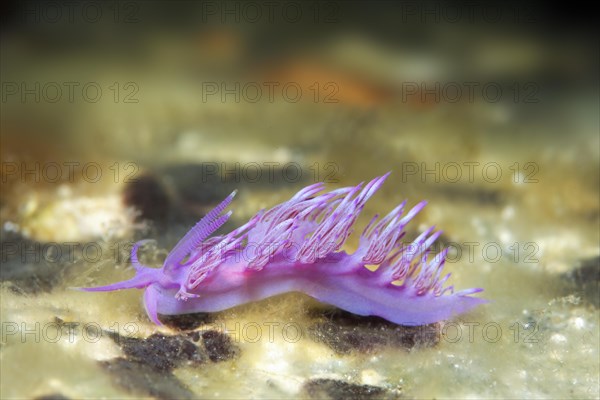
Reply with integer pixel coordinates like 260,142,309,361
1,1,598,399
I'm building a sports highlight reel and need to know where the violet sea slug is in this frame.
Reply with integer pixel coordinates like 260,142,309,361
83,173,485,325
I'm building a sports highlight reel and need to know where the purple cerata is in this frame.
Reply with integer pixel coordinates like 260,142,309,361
82,173,485,326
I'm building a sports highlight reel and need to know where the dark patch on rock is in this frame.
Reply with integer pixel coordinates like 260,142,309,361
123,162,309,250
122,166,241,249
122,173,172,227
303,378,388,400
188,331,201,342
121,172,195,246
0,229,76,295
159,312,213,331
308,309,440,354
562,256,600,307
158,164,239,206
201,330,240,362
100,331,239,398
158,163,308,204
100,358,195,400
33,394,71,400
107,332,205,372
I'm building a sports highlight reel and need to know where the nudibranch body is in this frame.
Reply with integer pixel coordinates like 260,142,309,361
83,173,485,325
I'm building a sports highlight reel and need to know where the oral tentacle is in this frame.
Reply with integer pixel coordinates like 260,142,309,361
144,284,162,326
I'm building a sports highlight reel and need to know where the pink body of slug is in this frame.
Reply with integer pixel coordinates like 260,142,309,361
82,173,485,325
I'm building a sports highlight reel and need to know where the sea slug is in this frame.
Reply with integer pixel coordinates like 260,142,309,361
82,173,485,325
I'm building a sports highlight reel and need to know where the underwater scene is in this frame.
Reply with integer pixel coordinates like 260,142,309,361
1,1,598,399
